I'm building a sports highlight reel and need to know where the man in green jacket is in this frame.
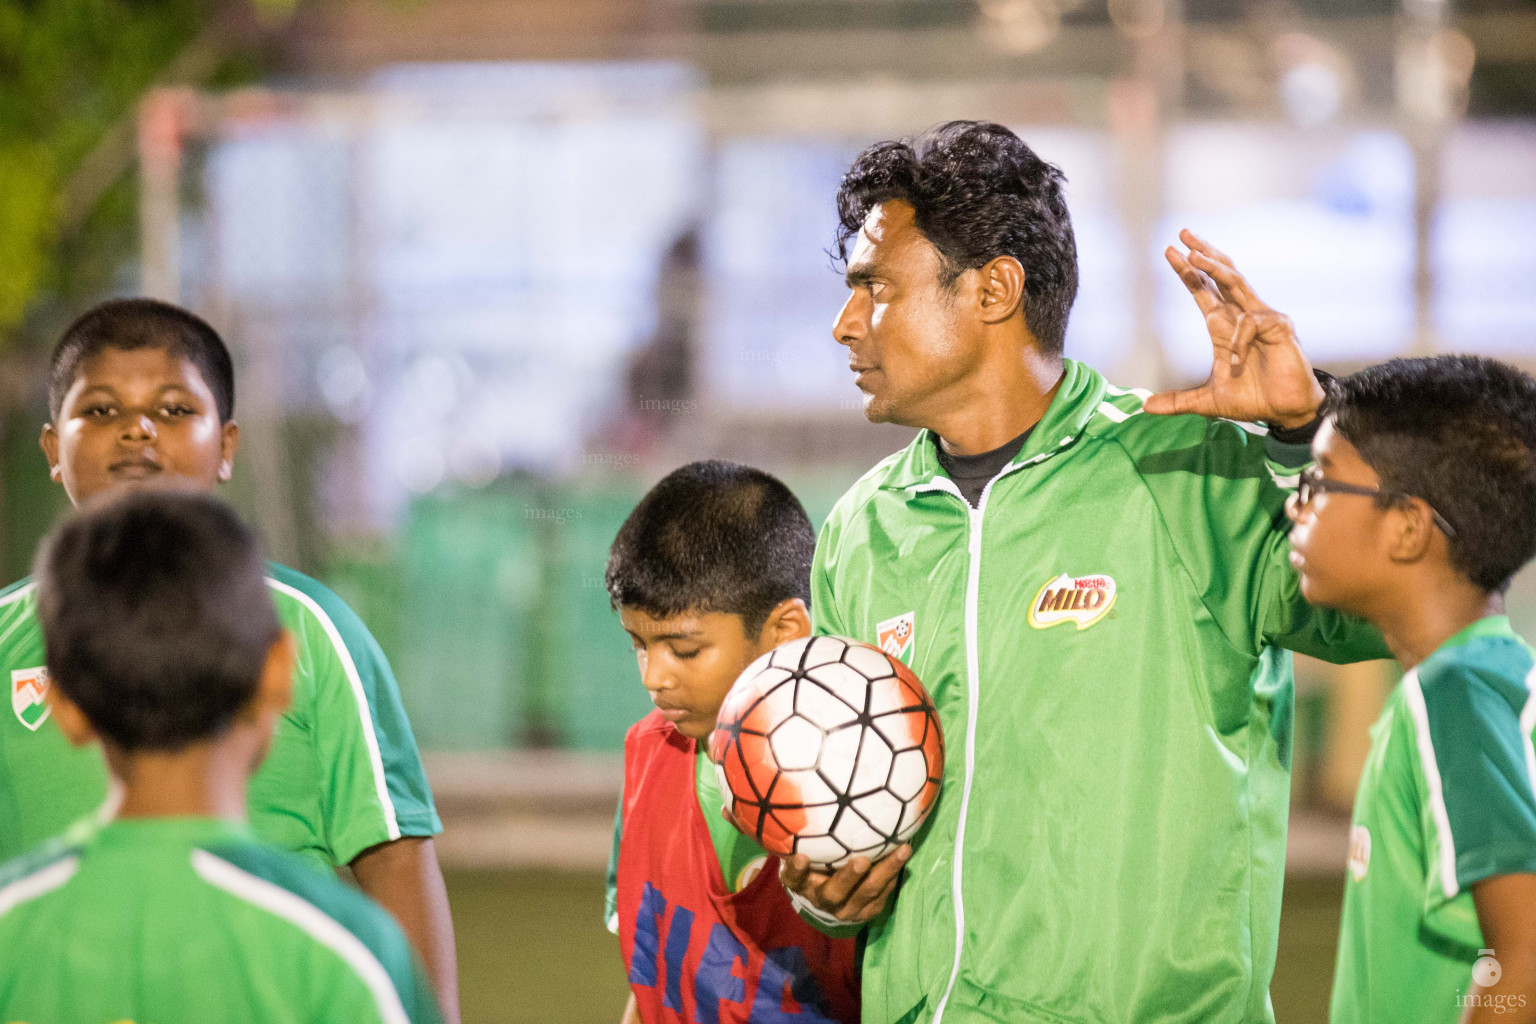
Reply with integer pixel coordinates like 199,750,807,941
781,121,1388,1024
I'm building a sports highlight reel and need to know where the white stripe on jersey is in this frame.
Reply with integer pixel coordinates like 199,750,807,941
1267,469,1301,490
0,580,37,610
1521,664,1536,809
0,580,40,651
265,577,401,842
191,849,410,1024
1222,418,1270,436
1403,669,1461,899
1095,401,1138,424
0,856,78,917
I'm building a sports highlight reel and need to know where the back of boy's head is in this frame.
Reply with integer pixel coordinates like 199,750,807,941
1327,355,1536,592
49,298,236,423
605,461,815,634
35,489,279,751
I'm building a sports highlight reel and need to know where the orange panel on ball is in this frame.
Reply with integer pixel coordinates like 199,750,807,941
708,635,947,869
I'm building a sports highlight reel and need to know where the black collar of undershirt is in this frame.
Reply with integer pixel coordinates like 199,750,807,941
933,426,1035,507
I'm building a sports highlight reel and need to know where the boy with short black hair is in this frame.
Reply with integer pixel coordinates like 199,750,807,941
1284,355,1536,1023
0,489,442,1023
0,297,457,1019
603,460,860,1024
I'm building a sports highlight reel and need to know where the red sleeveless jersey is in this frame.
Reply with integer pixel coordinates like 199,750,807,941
616,711,861,1024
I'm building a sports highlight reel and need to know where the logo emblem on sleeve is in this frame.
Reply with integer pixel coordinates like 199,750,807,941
876,611,916,664
1028,574,1117,630
11,667,50,731
1348,824,1371,881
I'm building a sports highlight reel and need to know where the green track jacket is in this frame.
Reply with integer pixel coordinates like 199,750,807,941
811,359,1388,1024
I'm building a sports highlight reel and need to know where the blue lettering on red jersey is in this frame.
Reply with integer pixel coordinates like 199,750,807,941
616,712,859,1024
629,883,838,1023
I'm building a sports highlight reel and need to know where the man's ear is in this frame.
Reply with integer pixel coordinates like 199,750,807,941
1386,500,1436,564
39,423,62,483
47,686,97,747
217,420,240,484
975,255,1026,326
757,598,812,650
251,630,295,719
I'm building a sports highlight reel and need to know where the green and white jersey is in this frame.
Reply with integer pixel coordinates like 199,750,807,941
811,359,1390,1024
0,563,440,868
604,746,770,933
0,817,443,1023
1331,615,1536,1024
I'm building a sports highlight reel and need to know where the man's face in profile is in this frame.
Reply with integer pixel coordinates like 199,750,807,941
832,201,986,428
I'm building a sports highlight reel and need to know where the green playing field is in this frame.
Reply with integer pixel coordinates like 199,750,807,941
446,871,1346,1024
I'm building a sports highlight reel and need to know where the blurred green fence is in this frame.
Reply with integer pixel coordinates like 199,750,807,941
324,466,866,752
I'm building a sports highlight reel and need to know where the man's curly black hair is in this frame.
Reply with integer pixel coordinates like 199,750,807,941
1327,355,1536,592
834,120,1079,355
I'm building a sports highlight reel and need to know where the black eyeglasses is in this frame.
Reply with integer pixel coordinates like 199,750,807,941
1294,466,1457,538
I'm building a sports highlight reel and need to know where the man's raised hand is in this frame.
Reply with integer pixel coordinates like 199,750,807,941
779,845,911,927
1144,229,1324,429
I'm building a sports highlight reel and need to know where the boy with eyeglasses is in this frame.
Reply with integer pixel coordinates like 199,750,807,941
1285,356,1536,1023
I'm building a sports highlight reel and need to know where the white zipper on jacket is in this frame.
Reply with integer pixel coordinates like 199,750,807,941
907,443,1059,1024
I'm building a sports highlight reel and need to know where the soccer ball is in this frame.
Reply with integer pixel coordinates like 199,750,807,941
708,635,944,869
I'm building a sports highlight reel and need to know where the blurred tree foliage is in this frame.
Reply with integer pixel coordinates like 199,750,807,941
0,0,287,345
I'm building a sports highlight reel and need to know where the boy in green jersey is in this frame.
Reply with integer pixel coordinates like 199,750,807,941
1285,357,1536,1023
0,489,442,1024
0,298,457,1020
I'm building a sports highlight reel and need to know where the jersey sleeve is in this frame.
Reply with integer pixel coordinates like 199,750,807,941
605,794,622,935
1406,656,1536,946
1130,417,1389,665
279,574,442,865
810,515,850,639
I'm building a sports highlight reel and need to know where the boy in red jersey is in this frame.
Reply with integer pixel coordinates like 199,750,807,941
603,460,861,1024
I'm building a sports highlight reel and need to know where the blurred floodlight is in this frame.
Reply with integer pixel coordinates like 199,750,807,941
1396,28,1476,124
1274,33,1351,129
317,346,372,423
1108,0,1164,39
978,0,1062,53
1434,29,1477,87
1281,63,1343,128
395,436,447,495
